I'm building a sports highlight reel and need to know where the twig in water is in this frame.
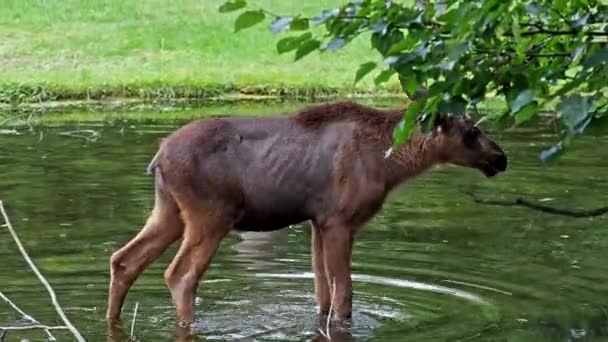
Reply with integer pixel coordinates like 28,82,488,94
0,291,56,341
0,200,86,342
0,329,7,341
327,277,336,340
0,325,69,331
319,277,337,340
465,191,608,218
0,129,19,135
0,292,35,322
58,129,100,142
130,301,139,339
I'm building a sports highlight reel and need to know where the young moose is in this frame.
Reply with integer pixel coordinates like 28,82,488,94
107,101,507,326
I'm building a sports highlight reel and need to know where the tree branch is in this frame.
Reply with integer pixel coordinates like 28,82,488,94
517,28,607,37
0,201,86,342
465,192,608,218
527,52,572,57
0,325,69,331
0,292,56,341
474,48,572,59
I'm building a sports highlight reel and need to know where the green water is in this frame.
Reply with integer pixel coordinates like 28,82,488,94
0,102,607,341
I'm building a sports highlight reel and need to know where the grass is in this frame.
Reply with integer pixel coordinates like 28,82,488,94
0,97,510,131
0,97,413,128
0,0,401,105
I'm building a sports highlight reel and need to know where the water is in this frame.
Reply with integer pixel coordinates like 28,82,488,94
0,102,607,341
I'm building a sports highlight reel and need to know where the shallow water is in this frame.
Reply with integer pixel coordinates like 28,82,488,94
0,102,607,341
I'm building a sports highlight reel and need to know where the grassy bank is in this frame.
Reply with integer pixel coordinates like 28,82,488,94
0,0,400,106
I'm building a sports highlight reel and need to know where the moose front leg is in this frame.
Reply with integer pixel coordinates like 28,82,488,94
321,221,354,321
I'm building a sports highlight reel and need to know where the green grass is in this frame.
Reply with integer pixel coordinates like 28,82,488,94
0,0,400,104
0,98,412,128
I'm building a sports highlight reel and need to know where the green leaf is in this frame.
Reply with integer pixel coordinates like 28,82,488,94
290,18,309,31
424,95,441,114
294,39,321,61
276,32,311,54
393,120,406,146
557,94,593,133
354,62,377,84
447,41,469,61
514,102,538,125
399,76,420,99
371,18,388,34
510,89,535,114
218,0,246,13
511,13,521,43
276,37,300,54
420,112,437,134
312,8,340,25
386,35,418,55
269,16,293,33
510,13,526,59
439,97,467,116
584,48,608,67
554,0,567,12
326,37,347,51
571,45,586,64
234,10,265,32
393,99,426,147
374,69,396,85
372,30,404,56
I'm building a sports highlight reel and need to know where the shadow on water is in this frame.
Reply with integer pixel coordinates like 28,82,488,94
0,102,607,341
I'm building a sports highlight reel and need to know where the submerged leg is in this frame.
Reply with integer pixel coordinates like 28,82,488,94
107,189,183,321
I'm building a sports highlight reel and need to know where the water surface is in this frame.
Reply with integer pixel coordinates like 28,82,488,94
0,102,607,341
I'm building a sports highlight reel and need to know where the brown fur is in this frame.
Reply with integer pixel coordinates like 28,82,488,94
107,101,507,328
294,101,402,127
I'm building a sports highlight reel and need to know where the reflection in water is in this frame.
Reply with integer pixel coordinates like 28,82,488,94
0,109,607,341
109,319,355,342
108,321,197,342
230,230,286,271
254,272,489,305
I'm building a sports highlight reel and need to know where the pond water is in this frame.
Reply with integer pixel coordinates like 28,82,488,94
0,102,607,341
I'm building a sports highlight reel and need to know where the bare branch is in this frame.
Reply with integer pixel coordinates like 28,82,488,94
129,301,139,338
327,277,335,340
0,291,56,341
0,325,69,331
58,129,100,142
464,192,608,217
318,277,337,340
474,48,572,58
521,29,608,37
0,201,86,342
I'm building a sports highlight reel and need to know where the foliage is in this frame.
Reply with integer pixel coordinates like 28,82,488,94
221,0,608,161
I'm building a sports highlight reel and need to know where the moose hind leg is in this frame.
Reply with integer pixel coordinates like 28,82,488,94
163,207,231,324
107,189,184,321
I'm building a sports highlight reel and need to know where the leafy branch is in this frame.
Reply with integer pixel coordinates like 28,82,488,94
220,0,608,161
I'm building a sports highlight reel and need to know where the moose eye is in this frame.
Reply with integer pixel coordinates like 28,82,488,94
463,127,480,147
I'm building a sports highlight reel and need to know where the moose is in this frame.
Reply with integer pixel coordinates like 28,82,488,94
106,101,507,327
